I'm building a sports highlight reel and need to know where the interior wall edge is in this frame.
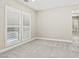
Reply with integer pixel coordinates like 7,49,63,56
35,37,72,43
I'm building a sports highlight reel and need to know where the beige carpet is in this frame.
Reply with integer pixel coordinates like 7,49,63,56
0,39,79,58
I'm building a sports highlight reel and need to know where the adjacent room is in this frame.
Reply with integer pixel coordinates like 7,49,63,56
0,0,79,58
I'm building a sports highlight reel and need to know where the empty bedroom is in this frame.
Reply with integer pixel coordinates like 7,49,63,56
0,0,79,58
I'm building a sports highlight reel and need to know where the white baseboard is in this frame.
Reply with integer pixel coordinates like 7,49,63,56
0,38,36,53
35,37,72,43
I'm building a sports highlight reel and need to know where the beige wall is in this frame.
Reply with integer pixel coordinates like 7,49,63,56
0,0,5,49
37,5,79,41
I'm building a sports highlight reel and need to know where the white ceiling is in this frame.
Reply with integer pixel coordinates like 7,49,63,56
18,0,79,11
